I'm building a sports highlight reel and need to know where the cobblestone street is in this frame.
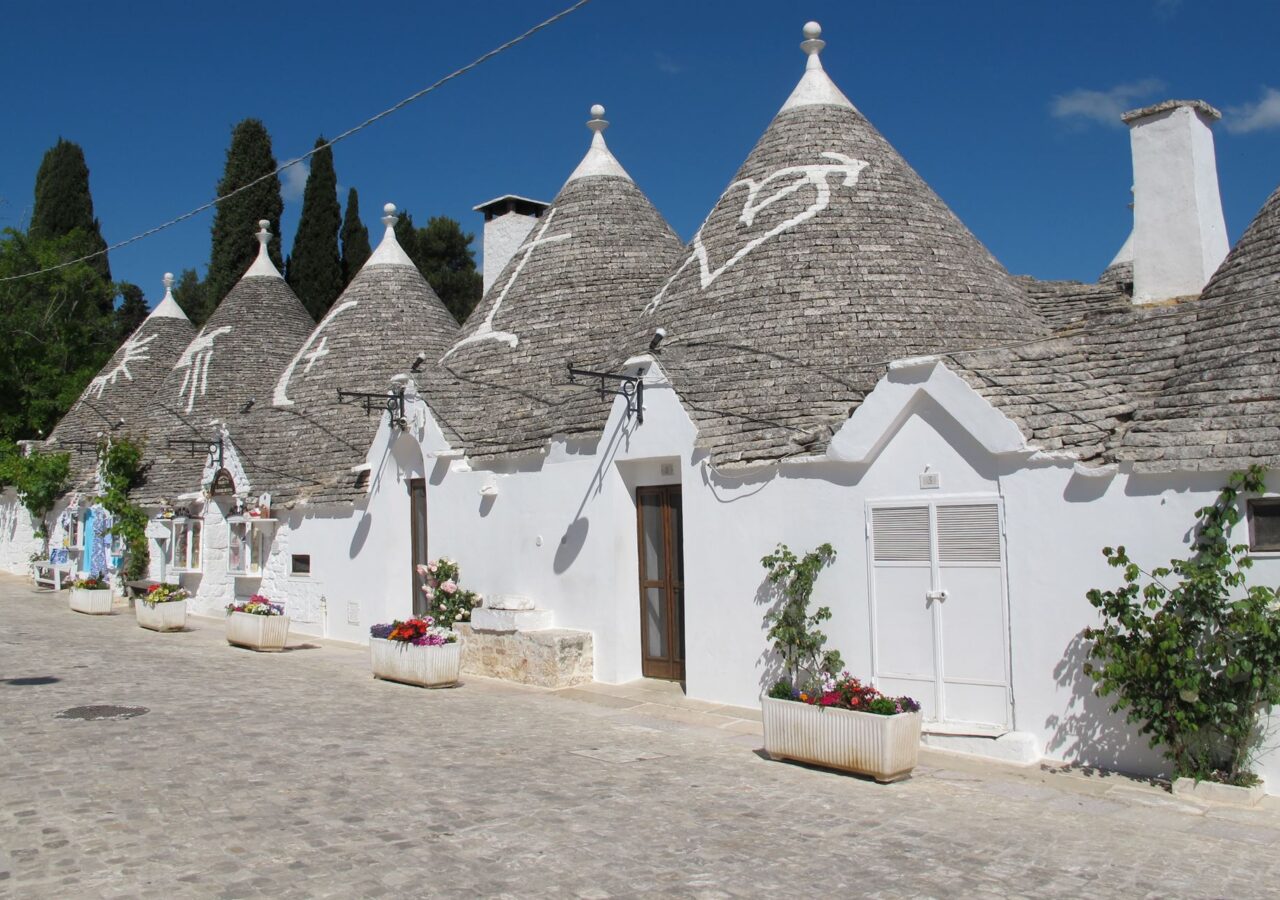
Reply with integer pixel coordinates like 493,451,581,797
4,575,1280,898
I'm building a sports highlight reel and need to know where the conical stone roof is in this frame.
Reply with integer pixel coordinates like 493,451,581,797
431,105,684,459
48,273,196,490
628,23,1045,467
135,223,315,504
245,206,460,505
1116,183,1280,472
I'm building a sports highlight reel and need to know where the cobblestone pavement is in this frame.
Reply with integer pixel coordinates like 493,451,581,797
4,575,1280,899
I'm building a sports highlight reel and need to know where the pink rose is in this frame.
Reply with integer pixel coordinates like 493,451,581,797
416,564,429,578
427,562,438,574
441,580,457,595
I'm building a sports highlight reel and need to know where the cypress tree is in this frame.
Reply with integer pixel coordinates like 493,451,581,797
340,188,371,286
29,138,112,288
114,282,149,339
285,137,343,317
205,119,284,308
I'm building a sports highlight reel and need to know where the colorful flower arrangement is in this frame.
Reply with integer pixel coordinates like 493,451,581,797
226,594,285,616
143,583,189,606
769,672,921,717
369,616,457,646
72,573,108,590
416,558,481,629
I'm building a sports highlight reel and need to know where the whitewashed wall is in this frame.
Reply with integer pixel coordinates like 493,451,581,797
0,490,42,574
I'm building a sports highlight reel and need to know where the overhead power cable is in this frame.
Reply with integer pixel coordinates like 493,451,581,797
0,0,594,284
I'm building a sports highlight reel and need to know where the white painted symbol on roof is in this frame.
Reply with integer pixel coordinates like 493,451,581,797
174,325,232,413
88,332,158,398
273,300,359,407
440,208,571,362
645,152,868,314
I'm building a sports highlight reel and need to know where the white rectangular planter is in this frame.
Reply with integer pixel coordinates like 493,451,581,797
762,696,922,783
69,588,113,615
1172,776,1267,807
226,611,291,652
136,599,187,632
370,638,461,688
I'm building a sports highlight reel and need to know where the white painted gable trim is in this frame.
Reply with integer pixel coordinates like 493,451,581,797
827,358,1032,464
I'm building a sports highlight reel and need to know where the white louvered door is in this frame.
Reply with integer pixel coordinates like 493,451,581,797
869,499,1010,729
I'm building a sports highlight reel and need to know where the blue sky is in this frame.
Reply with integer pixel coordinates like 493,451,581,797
3,0,1279,308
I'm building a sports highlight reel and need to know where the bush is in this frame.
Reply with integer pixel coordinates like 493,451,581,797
1085,465,1280,785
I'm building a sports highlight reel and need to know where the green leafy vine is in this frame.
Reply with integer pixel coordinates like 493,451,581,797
98,437,149,581
761,542,843,695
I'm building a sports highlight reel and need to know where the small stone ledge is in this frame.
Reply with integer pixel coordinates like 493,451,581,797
1172,776,1266,807
454,623,593,688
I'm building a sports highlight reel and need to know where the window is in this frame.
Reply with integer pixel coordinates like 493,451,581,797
227,520,270,576
1249,499,1280,552
291,554,311,576
171,519,203,572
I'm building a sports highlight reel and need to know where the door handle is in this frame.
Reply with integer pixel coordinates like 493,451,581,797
926,589,948,604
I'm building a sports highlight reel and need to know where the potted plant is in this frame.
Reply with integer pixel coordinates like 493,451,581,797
758,543,922,782
369,616,461,688
69,573,113,615
225,594,290,652
135,582,189,632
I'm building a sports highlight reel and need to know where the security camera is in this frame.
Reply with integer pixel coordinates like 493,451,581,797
649,327,667,351
241,398,255,413
411,351,426,373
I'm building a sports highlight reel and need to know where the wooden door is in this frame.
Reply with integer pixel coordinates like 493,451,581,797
409,478,429,617
636,485,684,680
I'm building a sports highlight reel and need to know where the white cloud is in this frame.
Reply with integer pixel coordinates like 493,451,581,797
1225,87,1280,134
281,159,309,202
1050,78,1165,129
655,51,684,75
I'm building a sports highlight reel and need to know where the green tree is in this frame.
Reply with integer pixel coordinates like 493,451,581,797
205,119,284,308
171,268,210,326
115,282,148,339
285,137,343,318
393,210,483,323
0,229,115,441
1085,466,1280,784
340,187,371,287
29,138,112,292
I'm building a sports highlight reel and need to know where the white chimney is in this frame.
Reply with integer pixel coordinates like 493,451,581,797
472,195,550,294
1122,99,1228,304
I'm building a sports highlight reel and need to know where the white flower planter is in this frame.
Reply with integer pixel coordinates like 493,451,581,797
762,696,922,783
136,599,187,632
370,638,461,688
69,588,113,615
226,611,291,652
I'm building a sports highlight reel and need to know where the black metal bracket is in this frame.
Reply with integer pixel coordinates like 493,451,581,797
169,436,223,470
567,364,644,424
55,439,99,453
337,387,407,428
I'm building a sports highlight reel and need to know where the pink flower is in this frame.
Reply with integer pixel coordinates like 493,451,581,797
416,564,429,578
427,562,438,574
441,580,457,595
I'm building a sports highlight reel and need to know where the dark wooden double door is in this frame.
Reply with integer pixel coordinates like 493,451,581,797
637,485,685,681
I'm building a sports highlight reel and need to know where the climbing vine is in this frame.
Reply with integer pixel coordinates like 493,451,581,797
761,542,843,696
1085,465,1280,785
98,437,149,581
0,440,70,539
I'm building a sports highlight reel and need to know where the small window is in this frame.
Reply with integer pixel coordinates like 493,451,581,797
1249,499,1280,552
354,470,371,490
291,554,311,576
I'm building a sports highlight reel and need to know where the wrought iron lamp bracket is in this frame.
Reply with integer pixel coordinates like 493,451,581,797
337,387,408,429
567,364,644,424
168,436,224,470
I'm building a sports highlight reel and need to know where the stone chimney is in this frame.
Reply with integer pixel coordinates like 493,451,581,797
473,195,550,294
1122,99,1228,304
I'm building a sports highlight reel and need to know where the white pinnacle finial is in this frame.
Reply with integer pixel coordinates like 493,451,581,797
365,201,414,267
245,218,282,277
780,20,852,112
801,21,825,67
148,270,190,321
588,104,608,134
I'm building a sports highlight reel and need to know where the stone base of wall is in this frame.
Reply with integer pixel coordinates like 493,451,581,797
454,623,593,688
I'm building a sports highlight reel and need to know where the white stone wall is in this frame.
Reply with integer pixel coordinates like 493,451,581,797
0,490,42,574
